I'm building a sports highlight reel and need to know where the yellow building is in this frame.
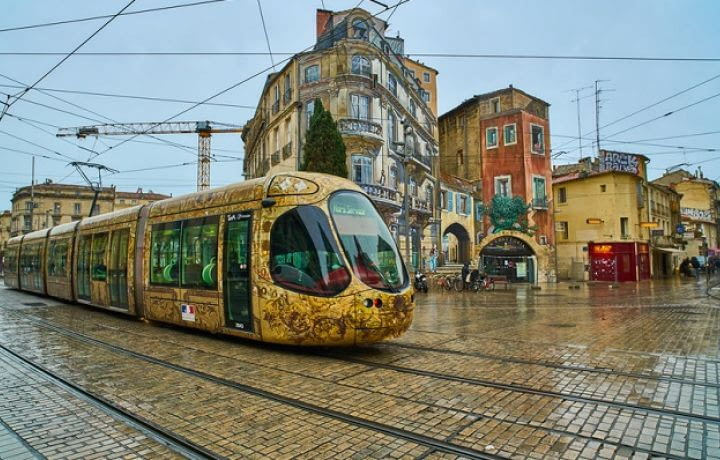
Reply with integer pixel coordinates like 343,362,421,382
8,181,169,237
242,7,439,271
438,173,476,265
552,152,654,282
652,169,720,260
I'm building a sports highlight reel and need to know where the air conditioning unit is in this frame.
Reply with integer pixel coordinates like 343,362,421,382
539,235,548,245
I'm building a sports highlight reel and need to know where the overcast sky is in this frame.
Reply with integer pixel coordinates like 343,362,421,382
1,0,719,208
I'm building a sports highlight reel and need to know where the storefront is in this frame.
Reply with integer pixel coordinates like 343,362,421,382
480,236,536,283
589,242,650,282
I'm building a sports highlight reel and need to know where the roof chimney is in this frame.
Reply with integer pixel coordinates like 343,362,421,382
316,9,332,38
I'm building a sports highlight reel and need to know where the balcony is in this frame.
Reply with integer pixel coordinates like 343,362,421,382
532,197,548,210
410,151,432,170
271,150,281,166
271,100,280,115
410,196,432,214
338,118,383,142
282,142,293,159
359,184,400,210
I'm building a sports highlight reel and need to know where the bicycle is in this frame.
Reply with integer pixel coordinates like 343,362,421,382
432,273,453,291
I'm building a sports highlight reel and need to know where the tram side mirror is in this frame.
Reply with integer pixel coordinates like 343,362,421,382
262,198,276,208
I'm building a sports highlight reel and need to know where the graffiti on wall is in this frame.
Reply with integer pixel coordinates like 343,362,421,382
681,207,714,222
598,150,640,175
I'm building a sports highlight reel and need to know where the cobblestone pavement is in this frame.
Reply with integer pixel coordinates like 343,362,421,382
0,278,718,459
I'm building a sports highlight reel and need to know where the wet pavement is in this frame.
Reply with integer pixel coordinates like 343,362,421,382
0,278,718,459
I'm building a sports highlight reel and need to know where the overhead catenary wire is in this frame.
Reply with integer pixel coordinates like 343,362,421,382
0,0,227,34
0,0,138,120
256,0,276,71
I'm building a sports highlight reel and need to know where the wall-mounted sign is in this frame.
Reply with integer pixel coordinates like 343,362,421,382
586,218,604,224
640,222,659,228
598,150,640,175
592,244,613,254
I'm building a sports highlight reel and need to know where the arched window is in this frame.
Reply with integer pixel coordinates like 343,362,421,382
351,55,371,76
352,19,368,39
351,155,373,184
304,64,319,83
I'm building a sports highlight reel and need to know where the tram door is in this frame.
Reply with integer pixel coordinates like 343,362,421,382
108,229,129,308
77,235,92,300
224,212,252,331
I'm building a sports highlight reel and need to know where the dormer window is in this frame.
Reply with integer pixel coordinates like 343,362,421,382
352,19,368,39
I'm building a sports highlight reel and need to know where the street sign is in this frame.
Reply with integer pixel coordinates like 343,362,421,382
676,224,686,234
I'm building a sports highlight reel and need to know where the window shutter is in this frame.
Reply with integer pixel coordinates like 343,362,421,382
448,191,454,212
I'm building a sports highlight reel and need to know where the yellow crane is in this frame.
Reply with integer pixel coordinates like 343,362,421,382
57,121,243,191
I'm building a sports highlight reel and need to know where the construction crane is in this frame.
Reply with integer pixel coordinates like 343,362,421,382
57,121,243,191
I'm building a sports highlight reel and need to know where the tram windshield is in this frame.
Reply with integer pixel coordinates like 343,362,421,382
329,192,407,292
270,206,351,296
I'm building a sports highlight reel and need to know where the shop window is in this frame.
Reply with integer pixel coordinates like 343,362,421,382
270,206,350,296
181,216,219,289
150,221,181,285
91,233,108,281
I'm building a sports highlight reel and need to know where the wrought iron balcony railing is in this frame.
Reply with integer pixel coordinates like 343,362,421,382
410,196,431,213
532,197,548,209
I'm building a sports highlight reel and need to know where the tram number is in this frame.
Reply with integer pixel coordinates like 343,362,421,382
227,213,250,222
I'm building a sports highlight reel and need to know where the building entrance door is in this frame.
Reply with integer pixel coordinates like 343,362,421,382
224,212,253,331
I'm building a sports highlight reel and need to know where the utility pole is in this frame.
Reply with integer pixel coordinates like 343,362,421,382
568,86,592,160
29,156,35,233
402,122,413,271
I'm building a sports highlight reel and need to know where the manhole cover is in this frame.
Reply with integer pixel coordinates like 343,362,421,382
22,302,46,307
547,323,576,328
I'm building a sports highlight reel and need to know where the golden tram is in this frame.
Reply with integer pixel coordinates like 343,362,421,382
4,173,414,345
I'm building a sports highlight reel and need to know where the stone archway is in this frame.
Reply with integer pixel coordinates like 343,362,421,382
476,230,553,283
442,223,471,264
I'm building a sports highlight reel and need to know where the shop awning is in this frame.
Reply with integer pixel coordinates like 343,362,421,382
654,247,685,253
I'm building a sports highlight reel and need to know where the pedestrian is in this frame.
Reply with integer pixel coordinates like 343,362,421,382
691,257,701,279
429,245,437,273
679,258,690,277
461,261,470,289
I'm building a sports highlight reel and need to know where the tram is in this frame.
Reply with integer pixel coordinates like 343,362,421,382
3,173,414,345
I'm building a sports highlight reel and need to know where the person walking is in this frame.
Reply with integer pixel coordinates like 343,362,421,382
691,256,701,280
429,245,437,273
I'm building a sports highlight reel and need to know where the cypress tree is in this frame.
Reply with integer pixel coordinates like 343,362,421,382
301,99,348,178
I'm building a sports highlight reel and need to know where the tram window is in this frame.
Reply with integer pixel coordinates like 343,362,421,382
91,233,108,281
270,206,350,296
5,247,17,274
180,216,219,289
48,239,69,277
330,192,407,292
150,221,181,285
77,236,92,299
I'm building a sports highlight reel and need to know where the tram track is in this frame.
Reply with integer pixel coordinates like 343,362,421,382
0,343,220,460
1,307,707,460
363,341,720,388
0,310,504,460
318,352,720,426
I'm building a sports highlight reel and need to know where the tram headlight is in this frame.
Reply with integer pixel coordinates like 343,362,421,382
363,298,373,308
373,298,383,308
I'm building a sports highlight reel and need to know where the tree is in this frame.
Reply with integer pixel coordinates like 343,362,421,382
301,99,348,178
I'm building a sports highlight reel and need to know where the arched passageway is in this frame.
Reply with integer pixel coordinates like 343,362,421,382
442,223,471,264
